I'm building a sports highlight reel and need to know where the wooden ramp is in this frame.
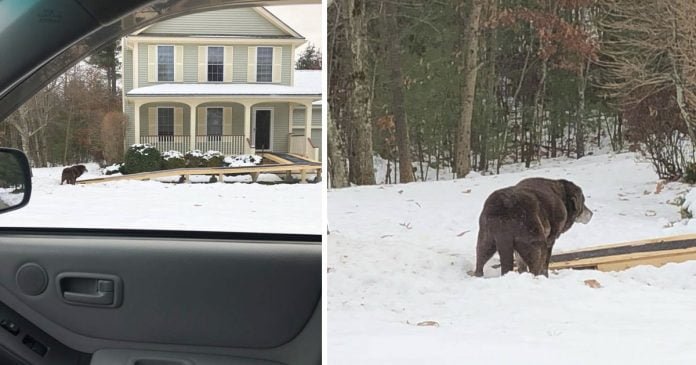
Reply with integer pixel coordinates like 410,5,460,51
549,234,696,272
77,153,321,185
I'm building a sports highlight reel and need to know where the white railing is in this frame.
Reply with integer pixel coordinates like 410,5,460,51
289,133,319,160
289,133,307,156
141,135,190,153
195,135,245,155
308,137,320,161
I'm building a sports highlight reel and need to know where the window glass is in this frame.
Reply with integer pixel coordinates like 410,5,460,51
157,45,174,82
256,47,273,82
207,47,224,82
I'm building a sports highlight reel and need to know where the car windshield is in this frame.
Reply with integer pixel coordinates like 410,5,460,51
0,3,323,234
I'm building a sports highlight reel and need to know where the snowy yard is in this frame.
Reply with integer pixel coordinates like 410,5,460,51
328,152,696,364
0,163,321,234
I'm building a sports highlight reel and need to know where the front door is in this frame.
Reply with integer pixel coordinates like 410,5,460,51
254,109,272,150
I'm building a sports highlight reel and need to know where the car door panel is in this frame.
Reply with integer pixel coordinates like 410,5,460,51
0,229,321,365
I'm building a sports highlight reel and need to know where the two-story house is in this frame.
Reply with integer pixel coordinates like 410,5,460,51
120,7,321,160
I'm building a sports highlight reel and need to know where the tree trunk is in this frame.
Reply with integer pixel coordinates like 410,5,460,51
455,0,484,178
347,0,376,185
327,113,350,188
576,60,589,159
383,0,414,183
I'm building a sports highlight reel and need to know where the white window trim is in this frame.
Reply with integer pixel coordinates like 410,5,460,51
156,44,175,82
256,46,274,84
206,46,225,83
252,107,274,150
157,106,175,135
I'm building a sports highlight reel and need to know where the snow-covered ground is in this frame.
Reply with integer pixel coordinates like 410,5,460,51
328,152,696,364
0,163,321,234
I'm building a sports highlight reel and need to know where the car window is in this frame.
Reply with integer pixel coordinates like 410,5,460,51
0,4,323,234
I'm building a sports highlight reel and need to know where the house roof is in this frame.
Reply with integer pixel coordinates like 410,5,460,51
133,7,304,39
127,70,321,97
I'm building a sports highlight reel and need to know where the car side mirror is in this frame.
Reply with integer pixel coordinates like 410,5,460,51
0,148,32,214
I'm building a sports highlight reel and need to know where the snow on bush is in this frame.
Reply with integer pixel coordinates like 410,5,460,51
102,164,122,176
224,154,262,167
202,151,224,167
162,150,183,160
202,151,222,160
681,189,696,219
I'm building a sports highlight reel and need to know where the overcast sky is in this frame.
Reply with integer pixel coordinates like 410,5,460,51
265,4,322,59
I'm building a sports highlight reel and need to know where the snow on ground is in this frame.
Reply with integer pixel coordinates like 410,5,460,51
0,163,321,234
328,152,696,364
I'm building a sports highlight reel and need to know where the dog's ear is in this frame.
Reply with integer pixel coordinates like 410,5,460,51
560,179,582,217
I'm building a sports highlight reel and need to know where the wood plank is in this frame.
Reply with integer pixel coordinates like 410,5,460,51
551,237,696,263
77,164,319,184
549,246,696,270
261,153,292,165
287,153,320,164
554,233,696,254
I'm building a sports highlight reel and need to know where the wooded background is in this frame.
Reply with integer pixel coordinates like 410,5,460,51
328,0,696,187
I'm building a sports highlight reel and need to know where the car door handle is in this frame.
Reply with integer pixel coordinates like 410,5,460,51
57,273,122,308
63,280,114,305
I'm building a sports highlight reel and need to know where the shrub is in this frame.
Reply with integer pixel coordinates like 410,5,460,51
684,163,696,184
202,151,224,167
162,150,186,170
121,144,161,174
185,150,204,167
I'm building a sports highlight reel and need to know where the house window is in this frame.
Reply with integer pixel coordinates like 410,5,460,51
157,45,174,82
158,107,174,137
256,47,273,82
207,47,224,82
207,108,223,138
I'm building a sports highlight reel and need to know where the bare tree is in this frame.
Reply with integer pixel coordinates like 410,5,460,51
382,0,414,183
597,0,696,141
345,0,376,185
6,81,59,166
455,0,485,177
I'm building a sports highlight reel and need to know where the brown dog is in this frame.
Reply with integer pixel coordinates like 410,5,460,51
60,165,87,185
474,178,592,277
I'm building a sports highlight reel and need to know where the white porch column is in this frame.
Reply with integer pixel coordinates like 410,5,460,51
288,103,294,134
189,103,198,151
134,100,142,145
304,102,313,157
244,103,252,154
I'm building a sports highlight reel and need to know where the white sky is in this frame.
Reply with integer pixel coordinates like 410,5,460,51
265,4,322,60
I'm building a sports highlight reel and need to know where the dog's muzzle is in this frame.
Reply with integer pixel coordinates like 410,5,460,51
576,206,593,224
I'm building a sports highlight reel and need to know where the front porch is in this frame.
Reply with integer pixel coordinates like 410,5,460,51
141,135,247,155
127,97,319,158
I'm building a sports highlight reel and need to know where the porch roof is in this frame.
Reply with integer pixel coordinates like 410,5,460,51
127,70,321,98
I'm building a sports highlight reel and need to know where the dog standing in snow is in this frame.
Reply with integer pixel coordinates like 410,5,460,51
474,178,592,277
60,164,87,185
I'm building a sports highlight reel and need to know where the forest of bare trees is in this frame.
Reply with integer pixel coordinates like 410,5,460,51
0,42,125,168
328,0,696,187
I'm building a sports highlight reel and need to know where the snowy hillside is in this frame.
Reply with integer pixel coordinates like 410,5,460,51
328,152,696,364
0,163,321,234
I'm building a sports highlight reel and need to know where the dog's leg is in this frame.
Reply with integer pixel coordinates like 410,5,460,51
515,242,546,276
515,251,528,273
497,241,515,276
474,231,497,277
542,240,555,276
